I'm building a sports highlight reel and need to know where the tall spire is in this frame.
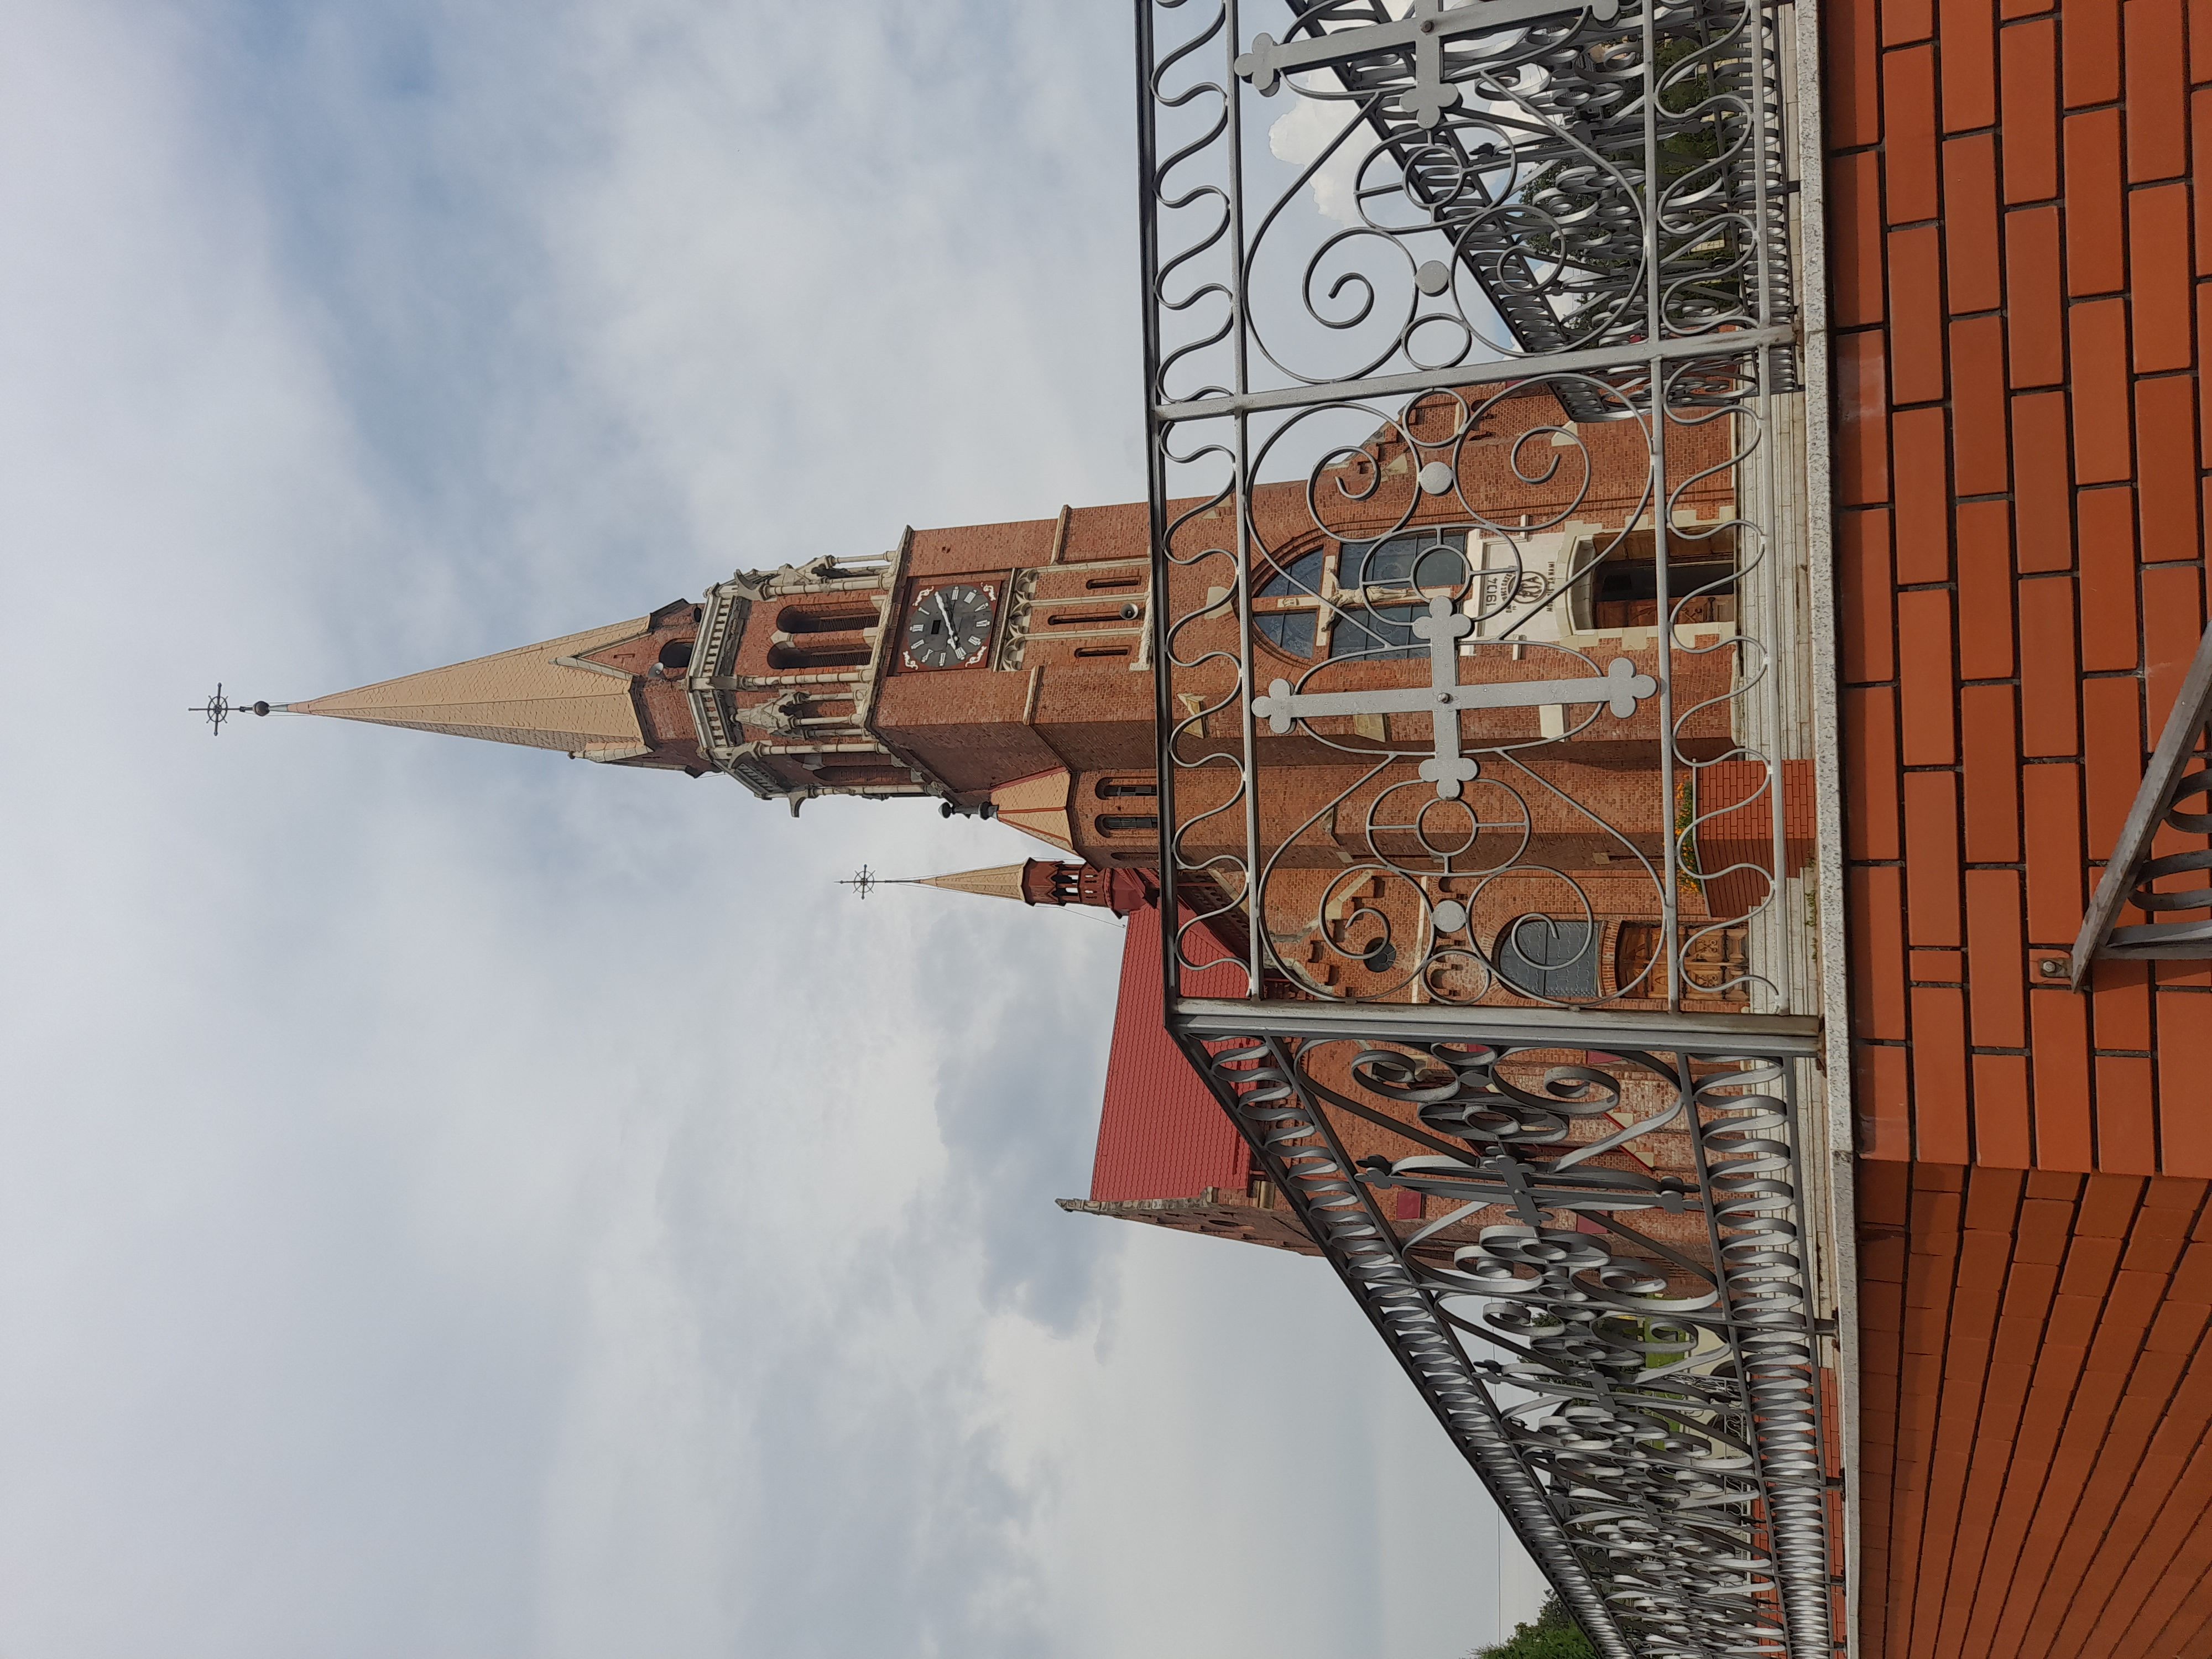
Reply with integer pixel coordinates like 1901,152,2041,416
910,865,1032,902
286,616,658,760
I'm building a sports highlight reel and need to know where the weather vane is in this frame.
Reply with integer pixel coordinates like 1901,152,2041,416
191,684,273,735
840,865,880,900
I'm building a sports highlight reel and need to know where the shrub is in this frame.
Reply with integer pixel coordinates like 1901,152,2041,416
1469,1592,1599,1659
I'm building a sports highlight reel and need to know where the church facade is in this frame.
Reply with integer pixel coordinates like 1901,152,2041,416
280,385,1815,1277
289,382,1801,1016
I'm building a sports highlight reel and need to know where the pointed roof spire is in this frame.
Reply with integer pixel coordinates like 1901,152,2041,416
909,865,1031,902
286,617,654,758
846,859,1152,914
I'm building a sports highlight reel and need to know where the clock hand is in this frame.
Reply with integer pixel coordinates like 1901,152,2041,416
935,592,956,632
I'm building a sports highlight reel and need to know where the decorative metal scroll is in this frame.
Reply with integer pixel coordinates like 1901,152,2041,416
1139,0,1813,1017
2070,620,2212,983
1173,1011,1835,1659
1257,0,1794,411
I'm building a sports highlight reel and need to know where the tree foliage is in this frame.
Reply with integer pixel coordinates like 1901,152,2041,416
1470,1592,1600,1659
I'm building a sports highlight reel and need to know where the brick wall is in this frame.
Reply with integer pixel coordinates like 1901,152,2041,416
1857,1162,2212,1658
1829,0,2212,1175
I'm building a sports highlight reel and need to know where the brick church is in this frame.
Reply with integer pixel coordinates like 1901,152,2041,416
276,387,1793,1266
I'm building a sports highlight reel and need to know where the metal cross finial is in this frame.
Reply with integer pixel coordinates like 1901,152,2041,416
841,865,881,900
1250,594,1657,800
191,684,273,735
1235,0,1621,130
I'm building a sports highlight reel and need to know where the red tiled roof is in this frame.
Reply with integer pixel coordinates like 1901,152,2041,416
1088,901,1250,1203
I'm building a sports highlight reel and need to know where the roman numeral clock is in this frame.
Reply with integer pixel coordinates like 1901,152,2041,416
900,581,998,671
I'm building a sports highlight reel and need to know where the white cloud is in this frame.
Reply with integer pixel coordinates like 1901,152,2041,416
1269,91,1371,229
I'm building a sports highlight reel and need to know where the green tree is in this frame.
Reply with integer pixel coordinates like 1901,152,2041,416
1469,1592,1600,1659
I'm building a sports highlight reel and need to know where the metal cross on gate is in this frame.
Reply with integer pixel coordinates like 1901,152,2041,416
1358,1149,1698,1228
1234,0,1622,130
1250,594,1657,800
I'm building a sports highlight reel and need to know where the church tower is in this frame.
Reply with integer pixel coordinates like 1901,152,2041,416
279,508,1163,868
682,511,1158,867
274,388,1778,948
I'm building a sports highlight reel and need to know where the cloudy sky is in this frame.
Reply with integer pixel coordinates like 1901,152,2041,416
0,2,1542,1653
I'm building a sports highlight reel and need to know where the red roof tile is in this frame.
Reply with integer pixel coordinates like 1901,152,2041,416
1088,901,1250,1203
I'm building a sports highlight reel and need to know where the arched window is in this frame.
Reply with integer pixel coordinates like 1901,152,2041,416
1253,548,1326,658
1494,917,1599,1001
1095,779,1157,799
1331,530,1469,661
1095,814,1159,834
1251,532,1473,661
768,641,872,671
776,604,879,635
659,638,695,672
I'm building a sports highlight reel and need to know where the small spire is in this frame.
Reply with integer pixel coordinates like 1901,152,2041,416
909,865,1033,903
191,684,274,735
839,860,1145,913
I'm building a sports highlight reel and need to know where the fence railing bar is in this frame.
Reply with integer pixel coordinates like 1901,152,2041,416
1154,326,1798,424
1171,995,1824,1053
2071,620,2212,985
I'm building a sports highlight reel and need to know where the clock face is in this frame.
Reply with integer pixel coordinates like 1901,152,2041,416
902,583,997,670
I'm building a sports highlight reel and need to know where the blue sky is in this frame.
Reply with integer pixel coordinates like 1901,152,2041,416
0,2,1541,1653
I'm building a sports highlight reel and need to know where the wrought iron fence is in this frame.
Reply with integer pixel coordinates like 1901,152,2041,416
1140,0,1812,1022
1175,1006,1832,1659
1135,0,1838,1652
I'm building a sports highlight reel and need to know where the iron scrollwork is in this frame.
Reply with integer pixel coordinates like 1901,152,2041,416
1136,0,1832,1650
1140,0,1811,1016
1188,1027,1835,1659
